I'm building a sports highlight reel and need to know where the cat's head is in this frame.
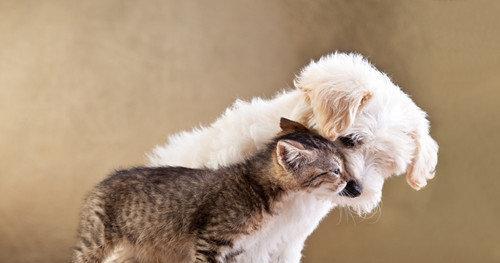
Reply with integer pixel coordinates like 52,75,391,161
273,118,358,196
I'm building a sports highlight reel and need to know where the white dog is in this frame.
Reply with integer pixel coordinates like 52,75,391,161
145,53,438,262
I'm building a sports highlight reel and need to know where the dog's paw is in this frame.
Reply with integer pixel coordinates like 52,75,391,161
406,175,426,191
406,170,435,191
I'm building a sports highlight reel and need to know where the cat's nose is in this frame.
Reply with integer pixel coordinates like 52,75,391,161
340,180,362,197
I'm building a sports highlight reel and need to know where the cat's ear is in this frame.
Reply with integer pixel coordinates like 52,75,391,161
279,118,309,133
276,139,315,170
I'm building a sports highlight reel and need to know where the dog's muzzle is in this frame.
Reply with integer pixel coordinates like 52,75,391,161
339,180,362,198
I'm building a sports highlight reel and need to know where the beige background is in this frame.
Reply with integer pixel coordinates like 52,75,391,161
1,1,499,262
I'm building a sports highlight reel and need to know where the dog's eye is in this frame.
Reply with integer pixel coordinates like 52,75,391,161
339,134,364,148
339,135,357,148
333,168,340,175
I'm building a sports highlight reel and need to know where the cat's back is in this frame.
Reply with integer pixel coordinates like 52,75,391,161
88,165,215,220
84,166,214,237
98,166,210,191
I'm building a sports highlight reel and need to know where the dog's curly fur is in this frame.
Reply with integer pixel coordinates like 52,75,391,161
137,53,438,262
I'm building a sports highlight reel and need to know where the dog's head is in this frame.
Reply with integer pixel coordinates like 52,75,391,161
295,53,438,214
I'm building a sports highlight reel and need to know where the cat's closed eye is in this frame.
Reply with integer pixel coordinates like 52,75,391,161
317,169,340,177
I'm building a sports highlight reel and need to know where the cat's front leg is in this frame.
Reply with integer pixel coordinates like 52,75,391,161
193,250,218,263
193,237,223,263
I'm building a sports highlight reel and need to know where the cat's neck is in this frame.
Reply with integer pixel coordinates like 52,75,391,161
220,146,288,208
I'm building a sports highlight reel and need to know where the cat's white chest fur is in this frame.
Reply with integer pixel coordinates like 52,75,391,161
222,191,335,263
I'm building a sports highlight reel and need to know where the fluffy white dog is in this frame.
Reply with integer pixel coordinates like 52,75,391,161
146,53,438,262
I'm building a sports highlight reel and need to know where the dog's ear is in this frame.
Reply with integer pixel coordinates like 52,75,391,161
279,118,309,133
301,86,373,139
405,132,439,190
276,139,315,170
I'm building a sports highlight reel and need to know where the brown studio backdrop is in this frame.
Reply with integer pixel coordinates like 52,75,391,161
0,1,499,262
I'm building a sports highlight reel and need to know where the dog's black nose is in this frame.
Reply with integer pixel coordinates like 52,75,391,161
340,180,362,198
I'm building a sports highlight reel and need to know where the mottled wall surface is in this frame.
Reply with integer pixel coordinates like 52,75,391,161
0,1,498,262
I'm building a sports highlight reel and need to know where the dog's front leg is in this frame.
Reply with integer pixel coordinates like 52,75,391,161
271,241,304,263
